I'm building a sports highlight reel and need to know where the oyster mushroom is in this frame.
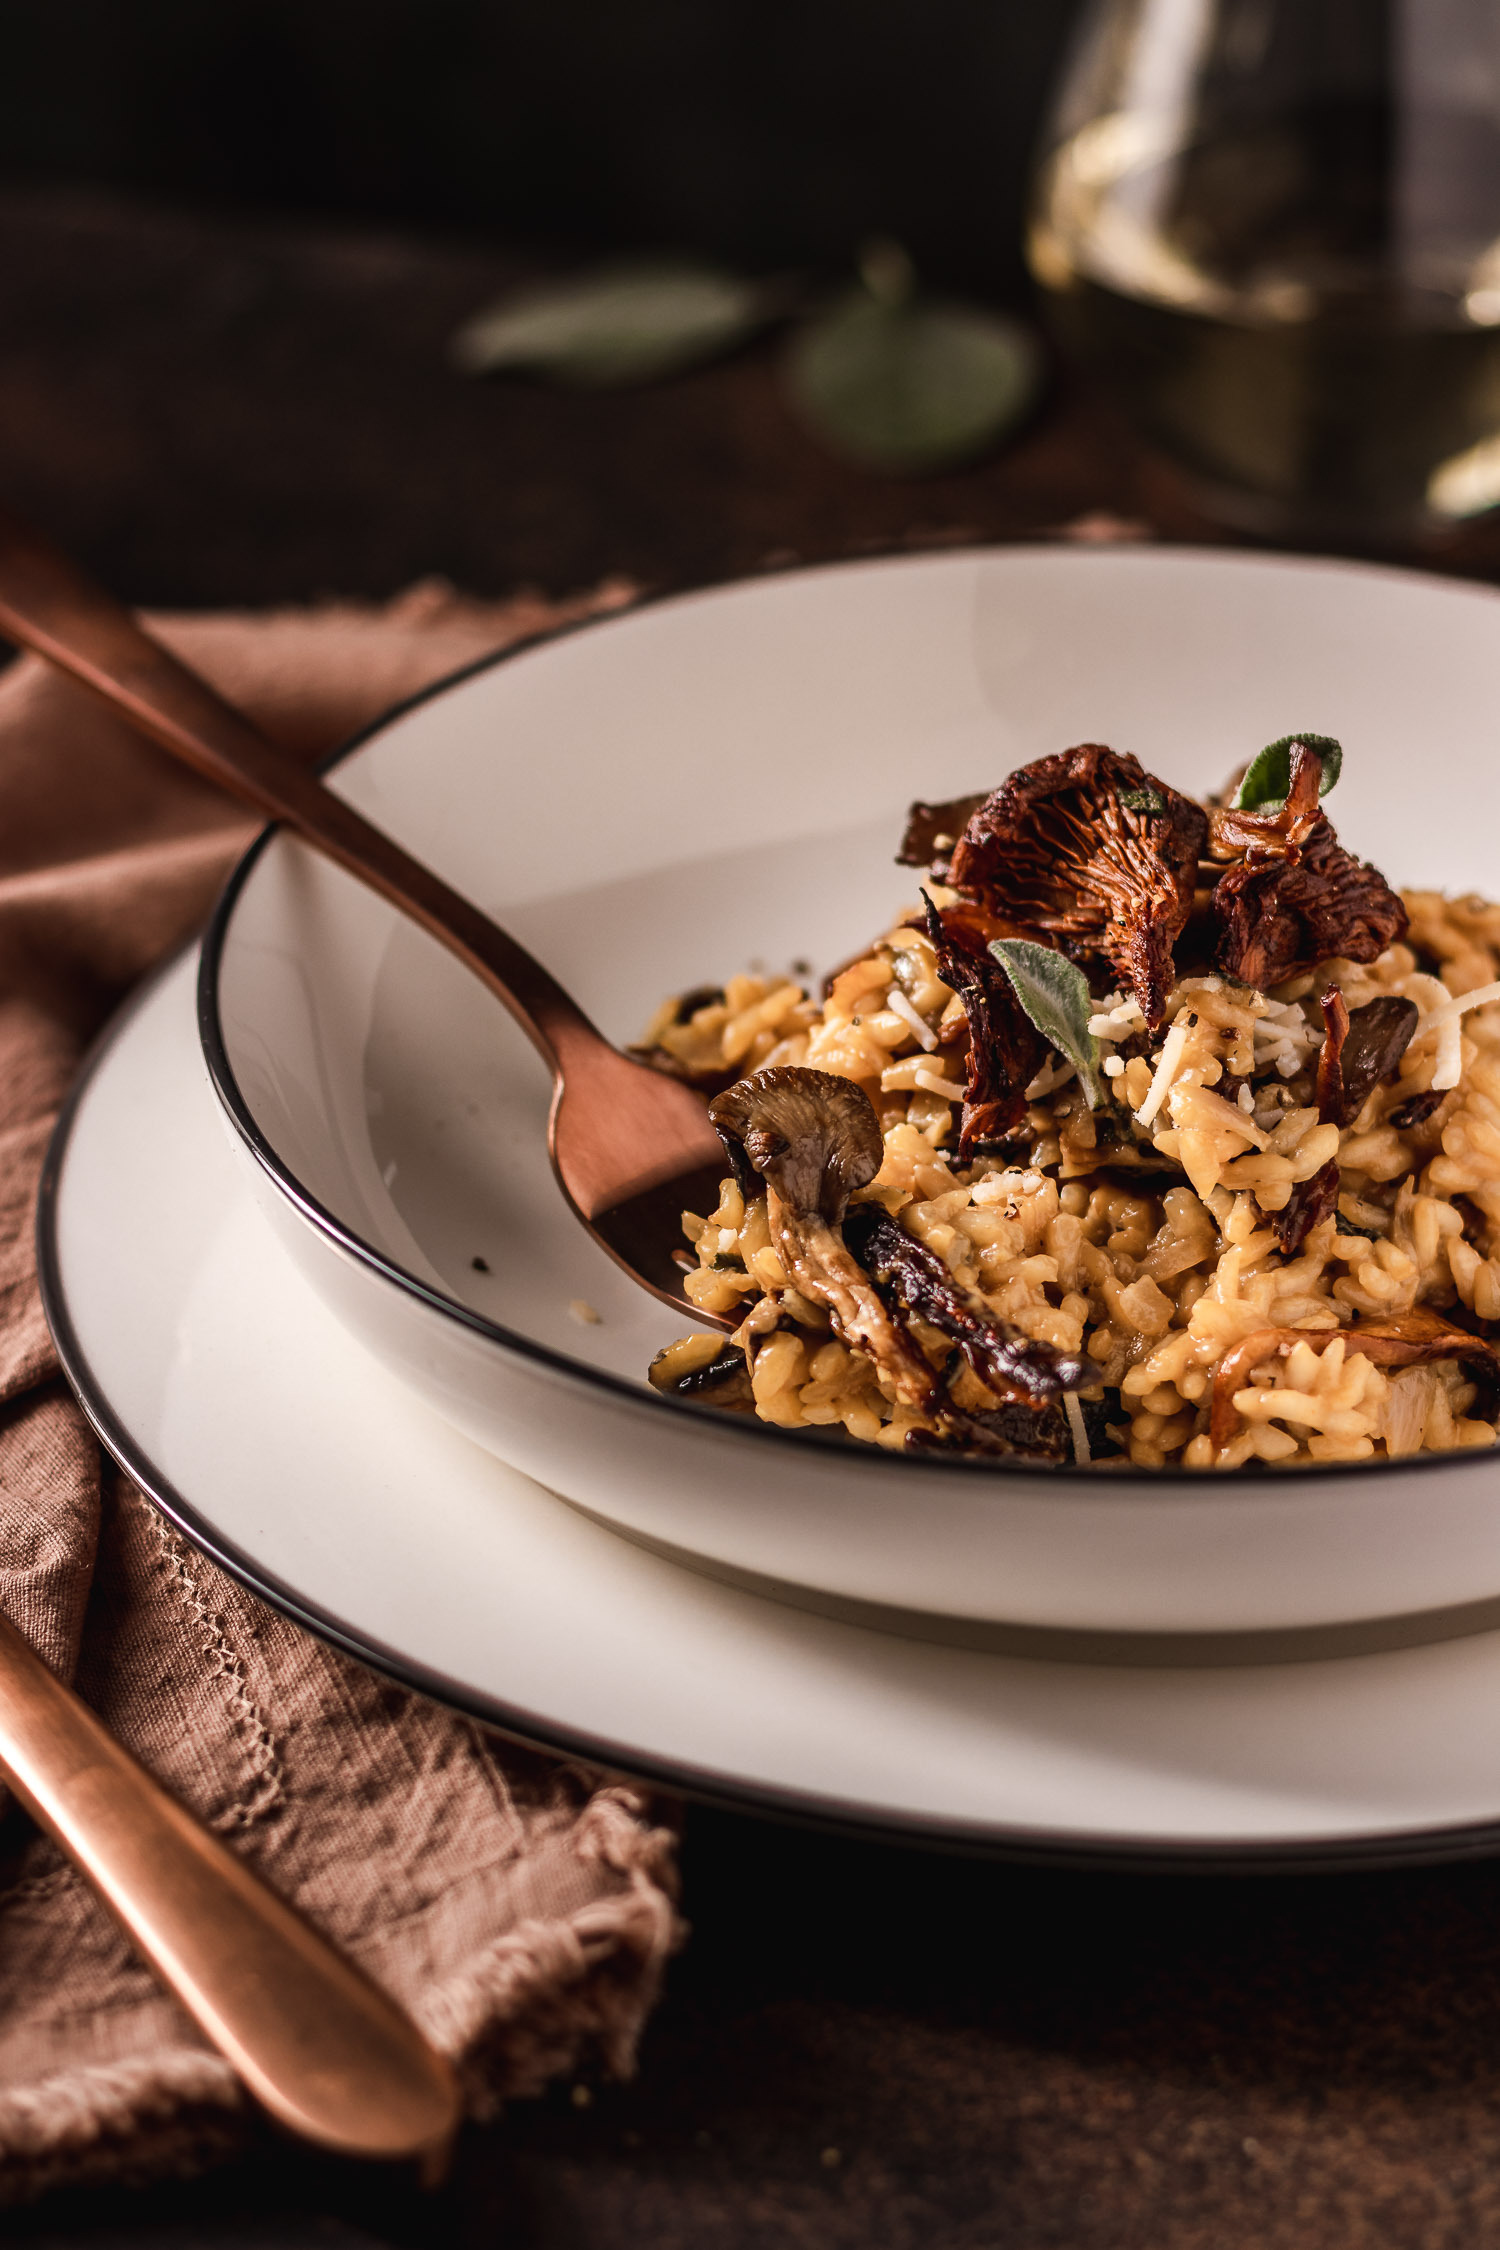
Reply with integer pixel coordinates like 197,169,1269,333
1209,743,1407,989
944,745,1207,1028
709,1067,938,1411
709,1067,1087,1456
921,896,1045,1158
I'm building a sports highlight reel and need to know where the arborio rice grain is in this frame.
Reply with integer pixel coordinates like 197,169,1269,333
642,743,1500,1471
642,895,1500,1471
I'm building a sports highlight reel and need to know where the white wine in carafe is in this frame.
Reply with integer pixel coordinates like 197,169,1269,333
1030,100,1500,533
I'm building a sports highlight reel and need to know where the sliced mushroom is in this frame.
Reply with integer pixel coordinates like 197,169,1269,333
648,1341,756,1412
921,897,1045,1158
905,1401,1070,1462
1314,985,1350,1126
1271,1160,1340,1257
1209,1308,1500,1451
1389,1088,1448,1131
1313,987,1419,1138
842,1202,1091,1405
709,1068,938,1411
944,745,1207,1029
1334,996,1420,1125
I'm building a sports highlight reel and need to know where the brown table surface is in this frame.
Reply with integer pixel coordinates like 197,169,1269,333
9,185,1500,2250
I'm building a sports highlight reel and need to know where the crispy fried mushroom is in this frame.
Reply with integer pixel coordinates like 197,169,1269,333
1332,996,1420,1126
1315,986,1350,1126
1271,1160,1340,1257
905,1403,1070,1462
897,791,989,882
648,1342,756,1411
921,896,1046,1157
842,1202,1091,1406
1209,746,1407,989
945,745,1207,1028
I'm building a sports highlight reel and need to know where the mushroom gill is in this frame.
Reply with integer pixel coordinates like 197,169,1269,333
943,745,1207,1029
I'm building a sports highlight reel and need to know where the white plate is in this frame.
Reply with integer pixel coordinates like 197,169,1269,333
38,948,1500,1867
202,546,1500,1634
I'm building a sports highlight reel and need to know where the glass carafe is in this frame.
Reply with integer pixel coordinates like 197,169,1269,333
1029,0,1500,537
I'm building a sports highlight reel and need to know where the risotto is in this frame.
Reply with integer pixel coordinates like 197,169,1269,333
638,737,1500,1471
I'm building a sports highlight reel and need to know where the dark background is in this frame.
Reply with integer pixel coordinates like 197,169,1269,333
0,0,1084,296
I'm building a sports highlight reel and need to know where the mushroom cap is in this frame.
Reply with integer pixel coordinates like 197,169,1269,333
945,744,1207,1029
709,1066,884,1224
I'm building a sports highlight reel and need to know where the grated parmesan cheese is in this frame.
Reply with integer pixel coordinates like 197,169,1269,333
886,985,939,1051
1416,979,1500,1090
1135,1018,1190,1128
1063,1391,1091,1465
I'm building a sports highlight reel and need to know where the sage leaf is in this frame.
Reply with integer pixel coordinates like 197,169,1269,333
451,259,777,386
781,242,1042,475
989,939,1103,1108
1234,733,1343,811
1120,783,1165,814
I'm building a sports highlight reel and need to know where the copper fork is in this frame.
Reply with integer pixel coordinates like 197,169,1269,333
0,508,730,1321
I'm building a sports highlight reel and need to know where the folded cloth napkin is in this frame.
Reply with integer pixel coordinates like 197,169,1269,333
0,577,681,2203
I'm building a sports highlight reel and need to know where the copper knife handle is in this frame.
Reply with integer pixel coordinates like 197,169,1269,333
0,1608,460,2165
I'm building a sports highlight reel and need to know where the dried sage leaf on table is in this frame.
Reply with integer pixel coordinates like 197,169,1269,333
451,259,778,386
781,240,1041,474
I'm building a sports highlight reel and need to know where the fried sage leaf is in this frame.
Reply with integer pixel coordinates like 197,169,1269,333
1234,733,1343,811
451,259,777,386
988,939,1104,1108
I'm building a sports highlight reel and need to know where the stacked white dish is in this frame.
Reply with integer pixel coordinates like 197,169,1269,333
42,547,1500,1864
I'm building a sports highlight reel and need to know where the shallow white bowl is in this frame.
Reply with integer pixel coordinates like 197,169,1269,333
203,544,1500,1636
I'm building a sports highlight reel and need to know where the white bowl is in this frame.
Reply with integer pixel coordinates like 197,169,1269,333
202,544,1500,1636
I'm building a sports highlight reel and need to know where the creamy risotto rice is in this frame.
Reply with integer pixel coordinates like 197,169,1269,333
639,740,1500,1472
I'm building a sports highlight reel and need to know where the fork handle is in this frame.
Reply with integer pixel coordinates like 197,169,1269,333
0,1609,459,2164
0,505,605,1081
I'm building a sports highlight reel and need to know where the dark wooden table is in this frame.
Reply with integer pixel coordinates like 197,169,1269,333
10,186,1500,2250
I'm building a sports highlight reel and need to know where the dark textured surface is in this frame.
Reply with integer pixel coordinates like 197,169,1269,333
0,2,1085,296
11,185,1500,2247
